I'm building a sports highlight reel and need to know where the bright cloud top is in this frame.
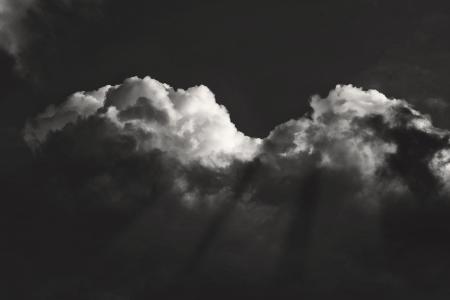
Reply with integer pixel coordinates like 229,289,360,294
24,77,450,190
25,76,262,168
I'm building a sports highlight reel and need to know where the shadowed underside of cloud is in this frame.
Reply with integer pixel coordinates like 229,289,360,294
19,76,450,299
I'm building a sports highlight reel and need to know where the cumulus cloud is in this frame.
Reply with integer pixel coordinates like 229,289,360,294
25,76,262,168
24,84,110,145
22,76,450,298
264,85,401,179
263,84,448,189
25,77,450,189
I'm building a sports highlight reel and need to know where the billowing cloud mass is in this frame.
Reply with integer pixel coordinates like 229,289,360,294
25,76,261,168
24,76,450,186
21,76,450,298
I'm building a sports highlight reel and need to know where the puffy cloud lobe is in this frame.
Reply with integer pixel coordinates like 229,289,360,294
24,85,109,146
265,85,401,179
25,76,262,168
310,84,402,121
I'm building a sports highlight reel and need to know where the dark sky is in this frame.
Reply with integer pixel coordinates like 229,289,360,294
3,1,450,299
2,1,449,133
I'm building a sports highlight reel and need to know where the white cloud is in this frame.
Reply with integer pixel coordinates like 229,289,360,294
24,85,110,147
310,84,402,122
25,76,262,168
265,85,401,178
25,78,450,195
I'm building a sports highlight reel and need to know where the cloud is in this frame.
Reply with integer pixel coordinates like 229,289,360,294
25,77,450,191
21,76,450,298
0,0,36,56
0,0,104,70
429,148,450,193
264,85,402,179
24,84,110,145
26,76,262,168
